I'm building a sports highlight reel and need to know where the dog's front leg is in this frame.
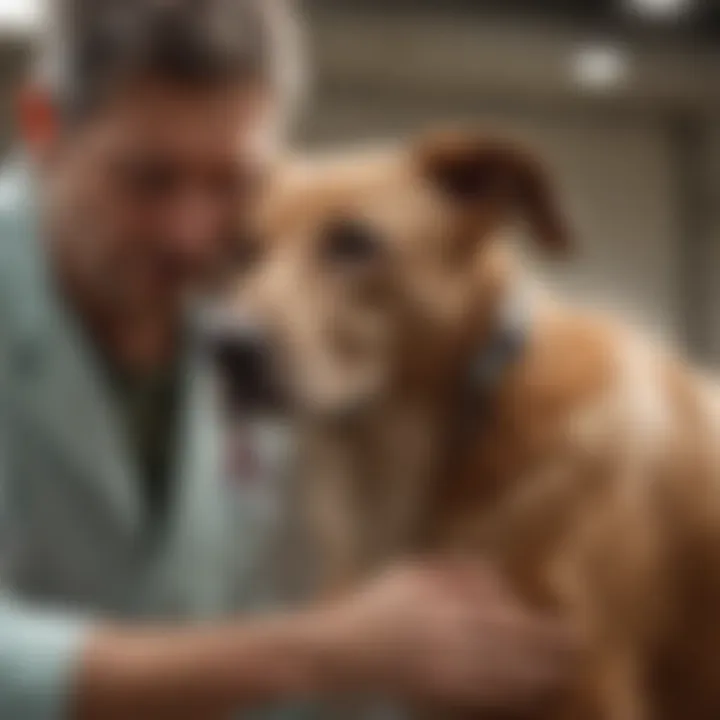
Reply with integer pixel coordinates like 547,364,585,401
298,431,383,720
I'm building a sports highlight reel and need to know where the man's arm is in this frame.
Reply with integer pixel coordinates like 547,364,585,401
0,565,576,720
0,594,337,720
70,564,574,720
0,437,571,716
0,599,89,720
73,612,332,720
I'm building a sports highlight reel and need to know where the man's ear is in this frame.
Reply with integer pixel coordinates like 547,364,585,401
415,129,572,255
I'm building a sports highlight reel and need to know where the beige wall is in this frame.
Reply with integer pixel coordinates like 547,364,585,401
698,121,720,361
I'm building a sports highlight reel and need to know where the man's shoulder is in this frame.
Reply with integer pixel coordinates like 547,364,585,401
0,162,39,340
0,161,32,256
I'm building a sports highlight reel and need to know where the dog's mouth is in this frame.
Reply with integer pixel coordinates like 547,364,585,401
201,311,290,417
212,334,288,416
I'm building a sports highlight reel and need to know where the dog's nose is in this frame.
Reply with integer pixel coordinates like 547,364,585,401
205,325,283,414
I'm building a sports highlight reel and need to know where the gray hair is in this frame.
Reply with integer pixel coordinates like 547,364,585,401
36,0,305,122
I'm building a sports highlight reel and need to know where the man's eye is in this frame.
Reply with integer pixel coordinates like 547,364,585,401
322,219,384,266
119,161,179,199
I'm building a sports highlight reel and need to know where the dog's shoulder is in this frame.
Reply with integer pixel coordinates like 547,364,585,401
497,302,630,458
519,303,694,453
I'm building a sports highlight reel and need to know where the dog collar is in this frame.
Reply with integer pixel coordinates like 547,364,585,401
468,288,530,398
447,287,531,475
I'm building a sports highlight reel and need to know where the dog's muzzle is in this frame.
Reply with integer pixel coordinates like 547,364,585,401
202,310,287,415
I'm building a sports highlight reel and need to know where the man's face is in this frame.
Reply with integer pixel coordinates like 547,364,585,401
38,81,278,317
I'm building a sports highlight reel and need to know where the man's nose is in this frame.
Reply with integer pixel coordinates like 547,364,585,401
163,198,223,260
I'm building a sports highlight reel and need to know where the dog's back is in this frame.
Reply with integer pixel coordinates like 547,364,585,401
433,300,720,720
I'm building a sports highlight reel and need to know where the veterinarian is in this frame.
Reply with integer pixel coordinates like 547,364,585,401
0,1,573,718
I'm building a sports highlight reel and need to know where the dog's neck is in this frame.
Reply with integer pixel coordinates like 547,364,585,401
393,243,518,410
307,246,531,574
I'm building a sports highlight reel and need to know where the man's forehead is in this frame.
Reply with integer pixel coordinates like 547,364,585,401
86,81,277,148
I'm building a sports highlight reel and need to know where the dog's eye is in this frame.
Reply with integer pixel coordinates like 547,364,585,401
322,219,383,267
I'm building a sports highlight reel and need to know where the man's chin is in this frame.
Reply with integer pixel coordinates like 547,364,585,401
114,283,186,318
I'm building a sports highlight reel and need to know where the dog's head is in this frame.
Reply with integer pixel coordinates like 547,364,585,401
216,129,570,418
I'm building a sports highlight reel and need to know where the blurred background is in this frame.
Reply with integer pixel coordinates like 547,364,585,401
0,0,718,357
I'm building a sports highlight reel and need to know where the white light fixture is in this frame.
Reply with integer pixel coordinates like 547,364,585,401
572,45,630,90
626,0,693,20
0,0,40,31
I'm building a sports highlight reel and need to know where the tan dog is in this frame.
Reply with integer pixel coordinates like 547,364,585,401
223,129,720,720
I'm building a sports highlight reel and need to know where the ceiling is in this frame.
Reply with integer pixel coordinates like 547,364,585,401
309,0,720,46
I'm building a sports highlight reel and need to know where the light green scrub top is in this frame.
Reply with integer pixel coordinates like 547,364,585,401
0,163,308,719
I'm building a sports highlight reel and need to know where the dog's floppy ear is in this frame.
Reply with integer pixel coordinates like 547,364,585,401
415,130,571,255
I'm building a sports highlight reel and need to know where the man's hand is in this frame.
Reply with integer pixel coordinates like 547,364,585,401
310,561,575,708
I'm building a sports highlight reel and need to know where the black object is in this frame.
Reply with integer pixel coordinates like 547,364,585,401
205,323,286,415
